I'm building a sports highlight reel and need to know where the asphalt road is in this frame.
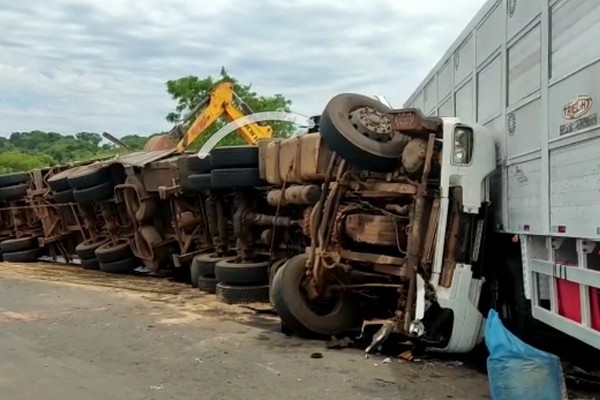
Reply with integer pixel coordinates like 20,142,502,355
0,262,492,400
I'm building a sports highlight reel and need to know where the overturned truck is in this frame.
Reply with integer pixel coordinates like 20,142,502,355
0,92,498,353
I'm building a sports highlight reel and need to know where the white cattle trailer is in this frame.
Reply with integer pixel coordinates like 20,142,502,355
404,0,600,350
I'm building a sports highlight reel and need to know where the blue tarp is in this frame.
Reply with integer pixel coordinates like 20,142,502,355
484,309,568,400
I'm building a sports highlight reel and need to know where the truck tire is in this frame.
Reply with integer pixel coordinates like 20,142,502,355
73,181,115,203
186,174,212,192
215,282,269,304
94,239,132,263
76,237,109,260
271,254,357,337
193,252,233,276
53,189,74,204
0,236,38,253
210,146,259,169
0,172,28,187
99,257,139,274
210,168,259,189
269,257,289,306
319,93,404,172
68,165,111,190
47,174,71,192
80,257,100,270
198,275,218,294
0,183,28,200
215,258,269,285
186,154,213,173
500,257,539,341
2,248,42,262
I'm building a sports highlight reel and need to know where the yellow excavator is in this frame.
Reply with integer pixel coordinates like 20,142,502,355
169,82,273,153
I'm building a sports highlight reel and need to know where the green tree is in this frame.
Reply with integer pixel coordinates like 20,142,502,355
165,67,295,149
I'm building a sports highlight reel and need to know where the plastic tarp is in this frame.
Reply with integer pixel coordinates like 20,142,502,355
484,309,568,400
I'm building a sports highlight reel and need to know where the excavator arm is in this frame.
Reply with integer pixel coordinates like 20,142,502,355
175,82,272,153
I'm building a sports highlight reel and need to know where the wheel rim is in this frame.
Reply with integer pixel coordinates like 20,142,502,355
348,107,393,143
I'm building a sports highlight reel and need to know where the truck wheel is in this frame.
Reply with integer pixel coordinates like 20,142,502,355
186,154,213,173
319,93,405,172
269,257,289,306
73,181,115,203
0,172,28,187
94,239,132,263
99,257,139,274
53,189,74,204
215,282,269,304
190,252,231,287
1,236,38,253
198,275,218,294
210,168,260,189
2,248,42,262
0,183,28,200
67,165,111,190
210,145,259,169
215,258,269,285
186,174,212,192
75,237,109,260
80,257,100,270
271,254,357,337
499,257,538,340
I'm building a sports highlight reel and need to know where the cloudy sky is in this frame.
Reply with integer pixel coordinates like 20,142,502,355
0,0,486,137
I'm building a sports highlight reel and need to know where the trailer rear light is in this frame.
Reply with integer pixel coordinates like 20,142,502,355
558,225,567,233
524,224,530,232
451,126,473,165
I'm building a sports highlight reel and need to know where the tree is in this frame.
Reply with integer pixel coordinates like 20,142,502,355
165,67,295,149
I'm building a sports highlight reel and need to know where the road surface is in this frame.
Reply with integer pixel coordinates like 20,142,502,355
0,261,493,400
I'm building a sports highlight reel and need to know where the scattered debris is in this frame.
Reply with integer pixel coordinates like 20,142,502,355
149,384,164,391
398,350,416,362
310,352,323,359
383,357,392,364
326,335,354,349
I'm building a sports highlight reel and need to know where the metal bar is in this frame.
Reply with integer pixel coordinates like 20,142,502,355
531,259,600,290
532,305,600,351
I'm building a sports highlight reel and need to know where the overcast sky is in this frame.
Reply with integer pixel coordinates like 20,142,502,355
0,0,486,137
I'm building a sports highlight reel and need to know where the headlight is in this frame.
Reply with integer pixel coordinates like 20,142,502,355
452,126,473,164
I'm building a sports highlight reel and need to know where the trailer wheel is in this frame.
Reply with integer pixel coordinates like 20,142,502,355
47,172,72,192
99,257,139,274
2,247,42,262
210,168,260,189
210,145,259,169
186,154,213,173
198,275,218,294
73,181,115,203
319,93,405,172
0,183,28,200
53,189,74,204
0,172,28,187
190,252,231,287
215,282,269,304
94,239,132,263
272,254,357,337
75,237,109,260
215,258,269,285
186,174,212,192
1,236,38,253
80,257,100,270
67,165,111,190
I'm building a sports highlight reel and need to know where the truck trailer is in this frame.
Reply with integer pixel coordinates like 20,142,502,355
404,0,600,350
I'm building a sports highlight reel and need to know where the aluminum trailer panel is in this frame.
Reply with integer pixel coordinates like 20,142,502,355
404,0,600,240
